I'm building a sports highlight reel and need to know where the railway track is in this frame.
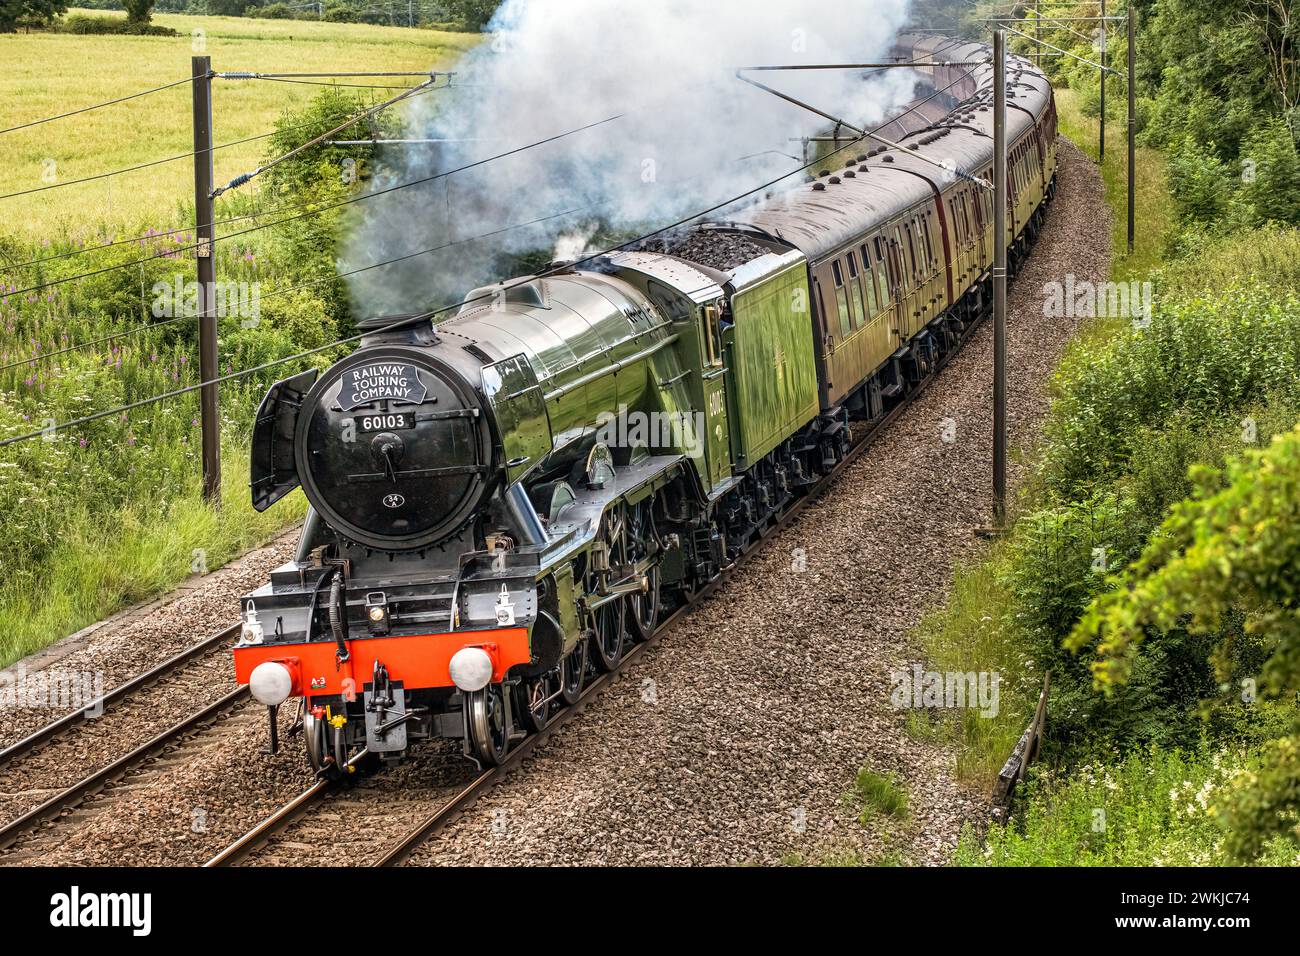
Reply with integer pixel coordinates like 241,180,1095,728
205,299,976,869
0,624,247,852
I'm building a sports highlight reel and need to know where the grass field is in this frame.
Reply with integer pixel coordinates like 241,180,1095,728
1055,88,1173,280
0,12,477,236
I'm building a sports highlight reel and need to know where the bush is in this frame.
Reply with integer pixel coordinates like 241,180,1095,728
60,12,176,34
1042,289,1300,498
1068,423,1300,859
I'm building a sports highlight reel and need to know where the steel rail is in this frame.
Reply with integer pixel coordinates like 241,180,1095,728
0,685,249,850
0,623,240,771
202,747,372,867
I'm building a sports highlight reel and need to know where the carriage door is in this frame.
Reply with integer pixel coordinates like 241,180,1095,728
699,302,732,487
892,225,920,338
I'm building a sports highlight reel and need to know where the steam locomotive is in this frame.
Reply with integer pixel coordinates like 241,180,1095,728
231,35,1058,773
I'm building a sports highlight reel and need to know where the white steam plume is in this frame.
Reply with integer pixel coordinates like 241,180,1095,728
340,0,916,316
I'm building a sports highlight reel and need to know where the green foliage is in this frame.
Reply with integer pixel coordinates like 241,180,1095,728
1042,289,1300,498
847,768,909,823
1004,490,1219,752
1236,119,1300,227
917,213,1300,863
59,11,175,34
122,0,153,24
954,745,1300,866
1156,224,1300,304
983,1,1300,233
255,87,403,332
1064,424,1300,858
321,2,356,22
1167,137,1234,229
1164,122,1300,235
1139,1,1298,158
248,2,291,17
441,0,501,31
0,0,67,31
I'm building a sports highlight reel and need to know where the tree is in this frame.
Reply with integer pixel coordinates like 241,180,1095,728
442,0,501,31
1068,424,1300,859
0,0,67,31
123,0,153,25
207,0,249,15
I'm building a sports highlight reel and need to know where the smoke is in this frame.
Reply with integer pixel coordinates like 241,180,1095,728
340,0,917,316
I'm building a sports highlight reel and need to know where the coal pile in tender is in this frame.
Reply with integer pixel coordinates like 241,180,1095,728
639,228,771,272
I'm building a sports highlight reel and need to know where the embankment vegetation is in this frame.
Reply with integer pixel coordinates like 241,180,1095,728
924,1,1300,866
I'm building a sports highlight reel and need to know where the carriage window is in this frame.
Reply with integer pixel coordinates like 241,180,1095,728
846,252,866,329
861,246,879,316
921,215,936,272
831,260,851,336
904,226,919,281
872,241,890,306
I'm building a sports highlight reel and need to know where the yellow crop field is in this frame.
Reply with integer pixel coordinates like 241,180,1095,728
0,11,478,238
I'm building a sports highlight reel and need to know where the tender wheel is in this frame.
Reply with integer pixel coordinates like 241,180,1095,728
560,639,587,706
466,685,511,766
517,668,560,734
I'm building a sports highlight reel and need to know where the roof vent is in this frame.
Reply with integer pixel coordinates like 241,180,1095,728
843,170,856,178
829,176,841,184
882,155,895,163
855,154,867,162
811,181,827,191
858,165,869,172
819,170,831,178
